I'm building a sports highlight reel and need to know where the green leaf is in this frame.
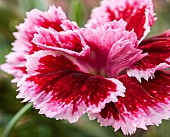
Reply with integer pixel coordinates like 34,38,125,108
3,103,33,137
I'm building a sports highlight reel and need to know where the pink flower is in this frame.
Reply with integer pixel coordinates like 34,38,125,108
1,0,170,135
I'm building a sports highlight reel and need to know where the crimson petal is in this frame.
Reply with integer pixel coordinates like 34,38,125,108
128,30,170,82
86,0,155,41
17,50,125,123
89,71,170,135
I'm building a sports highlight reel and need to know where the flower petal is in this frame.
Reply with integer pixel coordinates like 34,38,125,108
1,52,27,82
86,0,155,41
32,27,90,57
106,33,146,77
1,6,78,82
89,71,170,135
25,50,89,75
17,50,125,123
127,30,170,82
81,21,146,77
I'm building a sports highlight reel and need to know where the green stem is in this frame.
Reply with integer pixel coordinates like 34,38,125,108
3,103,33,137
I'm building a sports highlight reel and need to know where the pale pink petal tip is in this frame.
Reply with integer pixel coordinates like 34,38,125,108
127,63,170,82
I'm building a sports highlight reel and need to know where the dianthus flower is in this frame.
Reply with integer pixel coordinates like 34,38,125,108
1,0,170,135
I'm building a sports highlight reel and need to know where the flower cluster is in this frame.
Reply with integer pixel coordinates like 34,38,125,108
1,0,170,135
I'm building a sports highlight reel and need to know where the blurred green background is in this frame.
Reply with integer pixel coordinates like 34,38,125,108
0,0,170,137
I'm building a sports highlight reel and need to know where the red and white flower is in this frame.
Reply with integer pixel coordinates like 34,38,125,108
1,0,170,135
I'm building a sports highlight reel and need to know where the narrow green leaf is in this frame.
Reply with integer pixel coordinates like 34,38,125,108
3,103,33,137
